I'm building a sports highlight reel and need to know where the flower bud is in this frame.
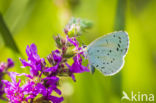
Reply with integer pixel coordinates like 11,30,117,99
47,53,55,65
47,50,62,65
54,35,62,49
63,47,75,58
64,17,92,37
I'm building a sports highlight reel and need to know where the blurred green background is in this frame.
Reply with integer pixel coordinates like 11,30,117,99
0,0,156,103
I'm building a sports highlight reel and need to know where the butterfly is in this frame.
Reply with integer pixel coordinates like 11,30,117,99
84,31,129,76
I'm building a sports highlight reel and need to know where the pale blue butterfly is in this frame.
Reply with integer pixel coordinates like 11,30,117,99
84,31,129,76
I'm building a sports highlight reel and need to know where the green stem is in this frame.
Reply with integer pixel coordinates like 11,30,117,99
112,0,127,97
114,0,126,31
0,12,20,53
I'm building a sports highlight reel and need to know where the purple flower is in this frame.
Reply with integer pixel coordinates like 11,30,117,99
47,49,62,65
52,50,62,63
46,50,62,74
0,81,4,98
43,77,61,94
46,95,64,103
66,35,85,56
0,63,6,72
22,81,41,101
2,72,25,103
20,44,45,76
36,82,63,103
40,77,64,103
7,58,14,68
66,34,90,81
66,54,90,81
66,36,79,48
2,72,43,102
44,64,59,73
22,76,64,103
0,58,14,98
5,72,63,103
0,58,14,72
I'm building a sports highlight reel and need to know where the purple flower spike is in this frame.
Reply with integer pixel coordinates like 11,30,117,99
1,18,92,103
20,44,45,76
66,54,90,81
0,58,14,98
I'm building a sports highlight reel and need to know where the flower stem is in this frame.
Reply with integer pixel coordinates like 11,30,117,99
112,0,127,97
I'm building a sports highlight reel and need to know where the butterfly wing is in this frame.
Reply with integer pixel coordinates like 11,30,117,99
86,31,129,76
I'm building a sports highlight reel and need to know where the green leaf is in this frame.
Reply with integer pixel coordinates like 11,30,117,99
4,0,36,34
0,12,20,53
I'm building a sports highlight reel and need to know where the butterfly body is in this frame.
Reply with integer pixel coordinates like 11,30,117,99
85,31,129,76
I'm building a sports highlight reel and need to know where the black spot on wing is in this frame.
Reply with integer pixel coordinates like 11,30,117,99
118,44,120,48
117,48,119,51
119,40,122,43
118,36,122,44
96,65,99,67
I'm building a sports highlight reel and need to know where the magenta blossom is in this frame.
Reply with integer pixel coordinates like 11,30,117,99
66,54,89,81
0,58,14,99
2,72,25,103
66,36,79,48
1,18,92,103
20,44,45,76
52,50,62,64
0,58,14,71
7,58,14,68
66,34,90,81
40,77,64,103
